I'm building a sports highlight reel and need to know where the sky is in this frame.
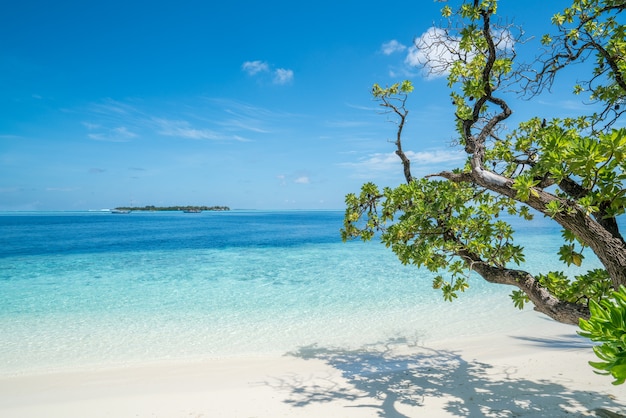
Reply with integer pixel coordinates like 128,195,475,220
0,0,582,210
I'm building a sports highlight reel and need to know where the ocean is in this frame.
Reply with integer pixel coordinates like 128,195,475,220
0,210,603,375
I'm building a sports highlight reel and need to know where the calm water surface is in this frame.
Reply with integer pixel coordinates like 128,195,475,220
0,210,602,375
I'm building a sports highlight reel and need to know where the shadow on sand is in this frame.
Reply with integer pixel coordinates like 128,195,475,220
511,333,597,350
269,336,624,418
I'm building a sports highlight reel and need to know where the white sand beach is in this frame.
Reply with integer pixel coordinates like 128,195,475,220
0,311,624,418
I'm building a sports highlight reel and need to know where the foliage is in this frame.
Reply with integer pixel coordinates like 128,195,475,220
579,286,626,385
511,269,614,309
342,0,626,383
343,178,528,301
537,0,626,130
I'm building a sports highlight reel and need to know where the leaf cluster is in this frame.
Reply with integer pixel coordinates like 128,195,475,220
497,120,626,219
536,0,626,130
343,178,530,302
511,268,613,309
372,81,414,98
443,2,517,139
579,286,626,385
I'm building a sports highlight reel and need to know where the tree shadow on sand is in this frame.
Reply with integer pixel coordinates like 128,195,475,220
269,337,625,417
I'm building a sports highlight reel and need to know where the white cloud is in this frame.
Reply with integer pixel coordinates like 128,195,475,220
405,27,457,79
294,176,310,184
381,40,407,55
242,60,269,75
409,149,466,164
82,122,101,130
218,116,271,134
83,97,282,144
405,27,515,79
342,149,466,174
91,98,139,116
153,118,220,140
493,28,515,51
273,68,294,85
87,126,138,142
113,127,137,138
242,60,294,85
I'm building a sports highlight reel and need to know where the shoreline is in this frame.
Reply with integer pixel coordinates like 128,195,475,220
0,303,566,378
1,313,624,417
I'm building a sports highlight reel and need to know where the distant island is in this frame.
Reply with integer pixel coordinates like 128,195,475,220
113,205,230,212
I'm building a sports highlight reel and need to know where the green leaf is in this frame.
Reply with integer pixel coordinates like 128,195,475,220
510,290,530,310
432,276,444,290
579,287,626,385
558,244,584,267
541,34,553,45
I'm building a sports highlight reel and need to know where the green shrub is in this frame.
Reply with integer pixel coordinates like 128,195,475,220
579,286,626,385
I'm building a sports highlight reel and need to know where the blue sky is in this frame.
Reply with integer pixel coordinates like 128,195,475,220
1,0,579,210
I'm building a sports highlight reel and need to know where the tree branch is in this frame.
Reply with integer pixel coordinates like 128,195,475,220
456,243,590,324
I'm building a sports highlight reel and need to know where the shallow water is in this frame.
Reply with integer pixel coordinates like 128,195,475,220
0,210,603,374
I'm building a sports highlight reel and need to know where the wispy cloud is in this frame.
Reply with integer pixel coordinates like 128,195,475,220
87,126,138,142
341,149,466,176
81,97,283,142
90,98,140,116
218,109,272,134
219,118,270,134
277,173,312,186
324,119,372,129
345,102,377,112
242,60,269,75
213,98,299,120
152,118,221,140
82,122,100,130
209,98,303,136
381,40,407,55
83,99,147,142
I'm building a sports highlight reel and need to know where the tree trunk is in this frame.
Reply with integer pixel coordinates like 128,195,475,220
436,169,626,290
456,245,590,325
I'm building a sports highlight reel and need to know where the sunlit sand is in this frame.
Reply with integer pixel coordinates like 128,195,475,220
1,310,624,417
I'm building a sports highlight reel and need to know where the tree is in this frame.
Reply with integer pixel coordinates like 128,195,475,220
342,0,626,383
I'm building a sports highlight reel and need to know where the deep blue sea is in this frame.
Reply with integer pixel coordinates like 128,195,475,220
0,210,603,375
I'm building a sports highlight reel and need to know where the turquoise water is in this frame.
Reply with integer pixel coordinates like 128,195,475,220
0,211,603,375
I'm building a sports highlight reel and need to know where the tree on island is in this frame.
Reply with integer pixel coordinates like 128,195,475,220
114,205,230,212
343,0,626,384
